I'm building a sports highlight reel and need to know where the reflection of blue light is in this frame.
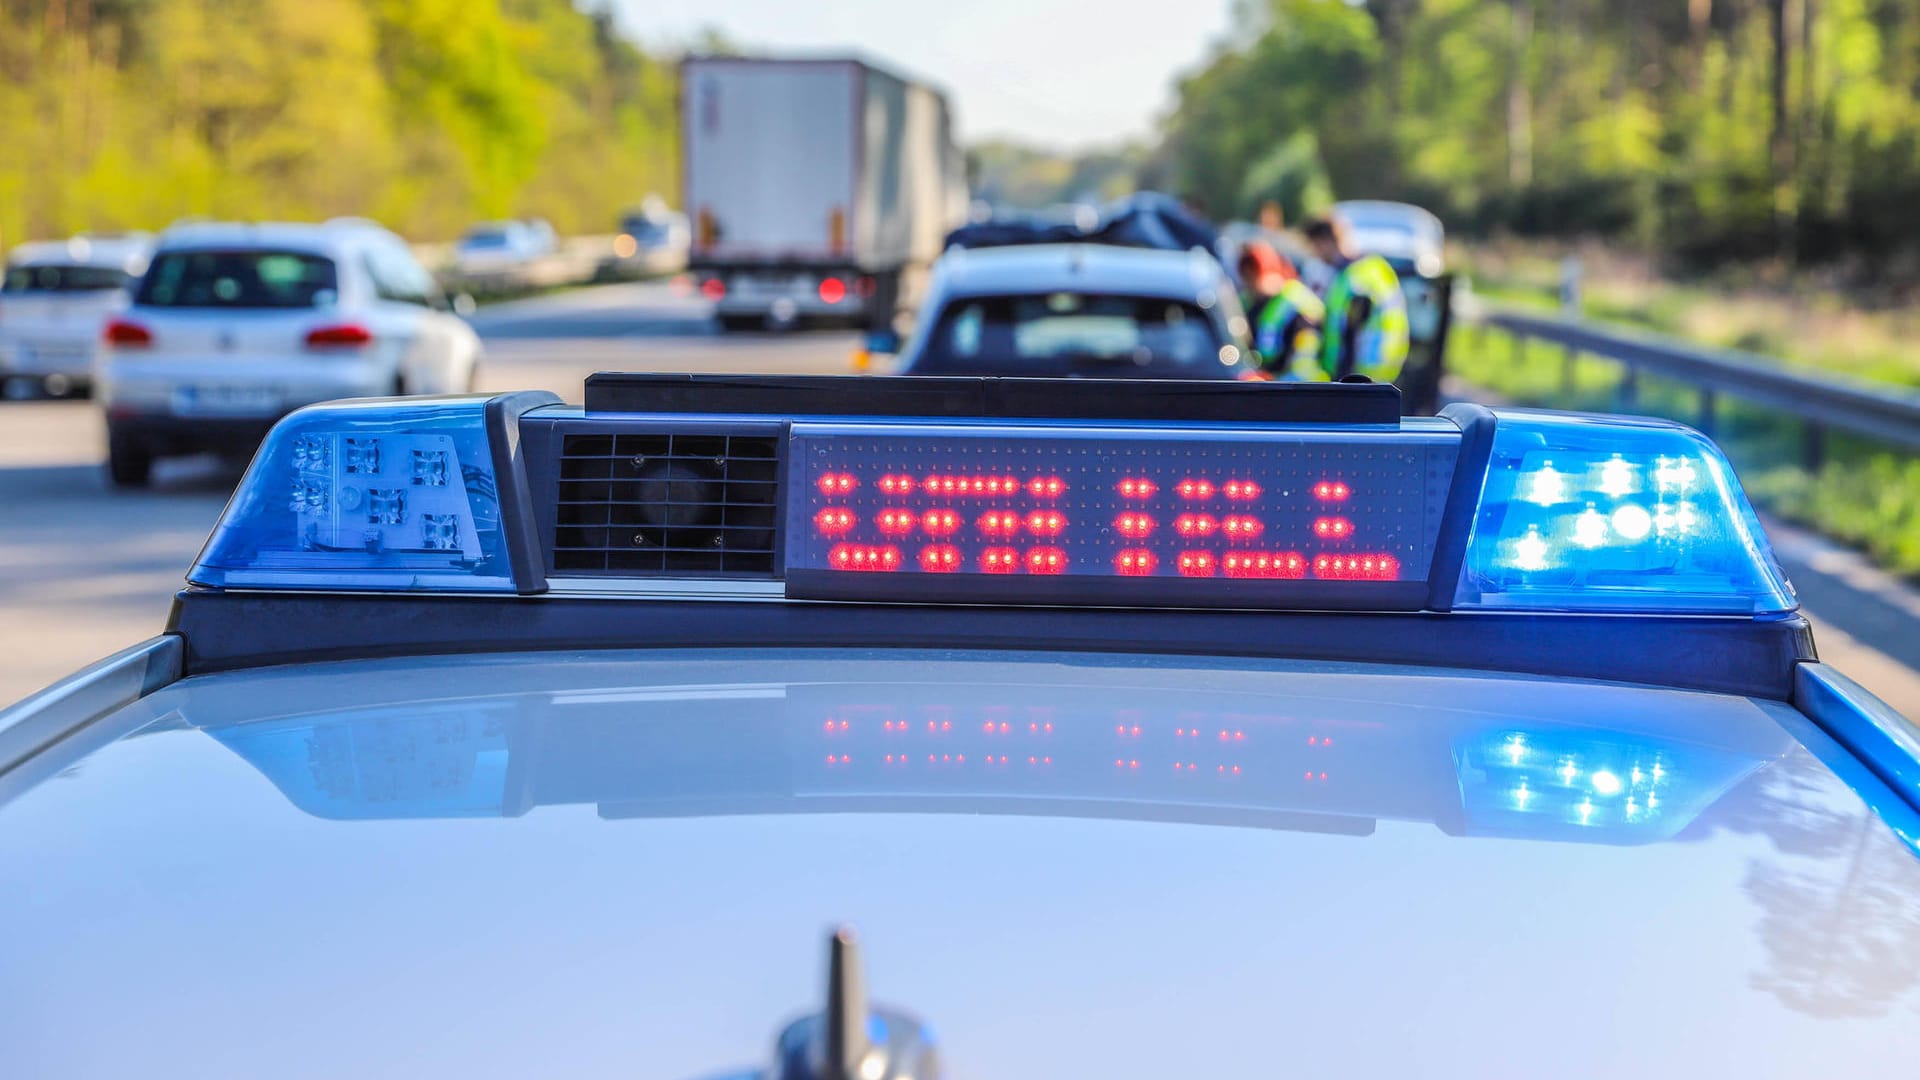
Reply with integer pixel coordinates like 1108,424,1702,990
868,1016,889,1044
1454,727,1766,844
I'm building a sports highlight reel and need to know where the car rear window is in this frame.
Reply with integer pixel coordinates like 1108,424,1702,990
135,250,338,309
912,293,1233,377
2,264,129,293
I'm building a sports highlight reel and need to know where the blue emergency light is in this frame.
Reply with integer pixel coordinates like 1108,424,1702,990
189,389,1794,617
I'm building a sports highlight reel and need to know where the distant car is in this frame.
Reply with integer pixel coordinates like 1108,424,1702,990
0,234,150,397
894,244,1257,380
451,221,548,279
95,218,483,487
608,207,690,275
1333,200,1446,278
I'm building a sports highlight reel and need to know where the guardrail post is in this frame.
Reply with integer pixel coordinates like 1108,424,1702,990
1698,388,1716,435
1805,421,1826,470
1616,365,1638,412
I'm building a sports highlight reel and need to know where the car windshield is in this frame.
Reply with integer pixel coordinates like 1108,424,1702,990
914,293,1232,377
134,250,338,309
2,263,129,292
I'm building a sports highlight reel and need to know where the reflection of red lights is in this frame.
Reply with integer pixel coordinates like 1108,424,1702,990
1303,771,1328,781
1118,477,1158,499
921,509,960,536
876,509,917,535
1025,546,1067,574
1172,761,1199,772
1217,729,1246,742
1218,764,1242,775
925,719,952,732
829,544,901,571
983,720,1011,733
1115,512,1155,538
1025,510,1066,537
977,511,1022,537
814,508,855,535
1177,551,1217,577
1223,480,1262,501
1176,478,1216,500
919,544,961,572
1313,553,1401,580
925,475,960,496
1223,551,1307,579
980,547,1019,573
1308,735,1334,747
817,473,856,496
878,474,915,495
1313,517,1354,539
1221,515,1264,540
1115,549,1157,576
1027,476,1065,497
1312,480,1351,501
1116,724,1142,737
821,719,849,732
1174,513,1217,537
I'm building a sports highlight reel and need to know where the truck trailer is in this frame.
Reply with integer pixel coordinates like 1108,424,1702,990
682,56,967,332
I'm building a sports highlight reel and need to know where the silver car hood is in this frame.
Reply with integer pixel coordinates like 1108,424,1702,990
3,650,1918,1079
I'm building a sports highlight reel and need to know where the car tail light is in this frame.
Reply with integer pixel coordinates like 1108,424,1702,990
305,324,373,349
701,277,727,300
103,319,152,347
818,277,847,304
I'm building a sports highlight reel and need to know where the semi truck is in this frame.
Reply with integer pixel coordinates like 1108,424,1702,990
681,56,967,332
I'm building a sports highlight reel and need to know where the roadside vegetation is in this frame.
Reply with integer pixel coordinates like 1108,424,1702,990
0,0,679,243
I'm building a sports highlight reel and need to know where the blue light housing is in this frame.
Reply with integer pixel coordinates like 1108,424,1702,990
191,398,516,592
1455,410,1795,614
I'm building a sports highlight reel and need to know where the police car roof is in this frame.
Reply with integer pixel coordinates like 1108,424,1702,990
5,647,1919,1078
935,242,1228,301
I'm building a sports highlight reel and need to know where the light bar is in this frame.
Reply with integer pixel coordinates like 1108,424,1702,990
192,398,520,592
192,389,1797,618
784,422,1460,609
1453,410,1794,615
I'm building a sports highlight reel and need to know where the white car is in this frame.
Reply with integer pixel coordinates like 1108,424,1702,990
0,234,150,397
96,219,482,487
1333,199,1447,278
451,221,551,279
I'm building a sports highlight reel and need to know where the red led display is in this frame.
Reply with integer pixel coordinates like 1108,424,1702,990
1174,513,1217,538
1177,551,1217,577
980,547,1019,573
1176,478,1216,500
1025,547,1067,574
814,508,855,535
829,544,901,571
1314,553,1400,580
876,509,917,535
1025,510,1066,537
919,544,962,572
977,511,1022,538
1223,551,1307,579
1220,515,1264,541
793,432,1450,593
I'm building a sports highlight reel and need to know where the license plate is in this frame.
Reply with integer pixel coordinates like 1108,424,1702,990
173,384,281,416
16,342,89,373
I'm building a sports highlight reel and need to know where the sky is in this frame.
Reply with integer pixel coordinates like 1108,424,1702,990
610,0,1237,149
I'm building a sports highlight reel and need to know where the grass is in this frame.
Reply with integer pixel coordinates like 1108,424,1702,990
1447,322,1920,577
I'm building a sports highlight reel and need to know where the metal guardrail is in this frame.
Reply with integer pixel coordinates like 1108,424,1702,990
1467,303,1920,463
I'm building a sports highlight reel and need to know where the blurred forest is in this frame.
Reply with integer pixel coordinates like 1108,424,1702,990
0,0,679,242
1154,0,1920,275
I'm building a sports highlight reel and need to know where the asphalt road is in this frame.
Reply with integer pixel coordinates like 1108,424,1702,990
5,280,1920,721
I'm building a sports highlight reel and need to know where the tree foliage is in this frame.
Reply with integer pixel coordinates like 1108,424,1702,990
0,0,679,242
1161,0,1920,270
